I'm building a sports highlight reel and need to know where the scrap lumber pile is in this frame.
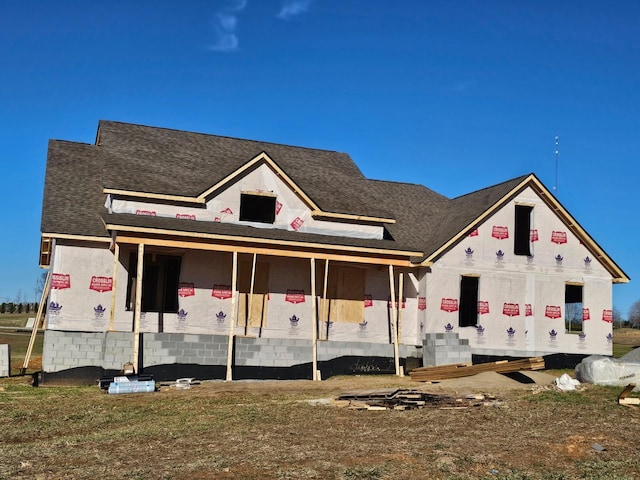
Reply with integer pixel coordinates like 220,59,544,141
410,357,545,382
334,388,498,411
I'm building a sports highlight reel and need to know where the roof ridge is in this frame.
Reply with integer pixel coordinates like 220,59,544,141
98,120,349,156
451,173,532,201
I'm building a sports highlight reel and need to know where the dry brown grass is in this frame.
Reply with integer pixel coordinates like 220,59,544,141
2,375,640,480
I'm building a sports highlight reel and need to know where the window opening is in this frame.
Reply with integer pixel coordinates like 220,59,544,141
239,194,276,224
514,205,533,256
459,276,479,327
565,284,583,333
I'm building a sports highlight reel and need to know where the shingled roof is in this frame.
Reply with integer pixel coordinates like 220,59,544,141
41,120,577,264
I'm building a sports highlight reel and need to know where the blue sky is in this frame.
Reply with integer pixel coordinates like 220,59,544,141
0,1,638,315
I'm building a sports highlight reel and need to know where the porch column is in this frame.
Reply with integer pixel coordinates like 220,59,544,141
321,259,329,339
310,258,318,380
108,242,119,332
246,253,257,336
226,250,238,381
397,272,404,345
132,243,144,373
388,265,400,376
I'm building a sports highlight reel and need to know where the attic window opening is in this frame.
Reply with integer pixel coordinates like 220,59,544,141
514,205,533,256
240,193,276,224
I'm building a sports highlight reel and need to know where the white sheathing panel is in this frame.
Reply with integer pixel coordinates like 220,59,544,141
47,244,415,347
47,244,115,332
108,163,383,239
424,186,614,356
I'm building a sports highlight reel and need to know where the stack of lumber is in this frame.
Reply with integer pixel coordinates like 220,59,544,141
410,357,545,382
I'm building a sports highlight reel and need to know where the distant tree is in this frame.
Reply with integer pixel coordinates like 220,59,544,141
612,307,624,328
35,272,48,301
629,300,640,328
17,303,23,314
8,302,15,314
0,303,5,314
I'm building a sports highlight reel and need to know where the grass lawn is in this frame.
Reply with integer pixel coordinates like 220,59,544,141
1,375,640,479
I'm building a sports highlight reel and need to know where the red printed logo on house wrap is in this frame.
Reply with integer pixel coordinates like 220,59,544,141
212,284,232,299
440,298,458,312
530,229,539,242
468,228,479,237
52,273,71,290
364,294,373,308
491,226,509,239
418,297,427,311
89,276,112,292
285,289,305,304
178,282,195,297
582,308,590,321
545,305,562,319
477,301,489,315
502,303,520,317
525,304,533,316
275,200,283,215
135,209,156,216
551,231,567,244
290,217,304,231
176,213,196,220
602,309,613,323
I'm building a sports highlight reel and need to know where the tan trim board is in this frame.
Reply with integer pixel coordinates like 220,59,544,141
421,175,532,265
114,235,415,267
197,153,321,212
42,233,112,243
103,188,205,204
311,210,396,224
105,223,423,258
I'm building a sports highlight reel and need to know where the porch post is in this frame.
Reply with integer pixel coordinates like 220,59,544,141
310,258,318,380
388,265,400,376
226,250,238,381
108,242,119,332
321,259,329,339
132,243,144,373
246,253,257,336
397,272,404,345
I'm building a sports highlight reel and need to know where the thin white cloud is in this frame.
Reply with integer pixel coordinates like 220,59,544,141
209,0,247,52
277,0,314,20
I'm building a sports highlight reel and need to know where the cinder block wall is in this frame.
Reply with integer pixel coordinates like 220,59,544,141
43,330,422,374
422,332,471,366
236,337,312,367
0,344,10,377
43,331,134,372
143,333,228,367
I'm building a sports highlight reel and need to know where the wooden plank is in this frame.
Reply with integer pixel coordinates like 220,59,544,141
618,384,637,401
388,265,400,376
225,251,238,381
132,243,144,373
410,357,545,382
21,270,52,374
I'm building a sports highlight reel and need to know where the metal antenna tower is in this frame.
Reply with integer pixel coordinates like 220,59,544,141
553,135,559,191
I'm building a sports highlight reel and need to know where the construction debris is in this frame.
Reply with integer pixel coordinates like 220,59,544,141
334,388,500,411
409,357,545,382
618,383,640,407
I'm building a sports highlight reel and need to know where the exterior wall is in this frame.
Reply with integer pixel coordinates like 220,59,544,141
424,186,614,356
108,163,384,240
0,344,9,377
